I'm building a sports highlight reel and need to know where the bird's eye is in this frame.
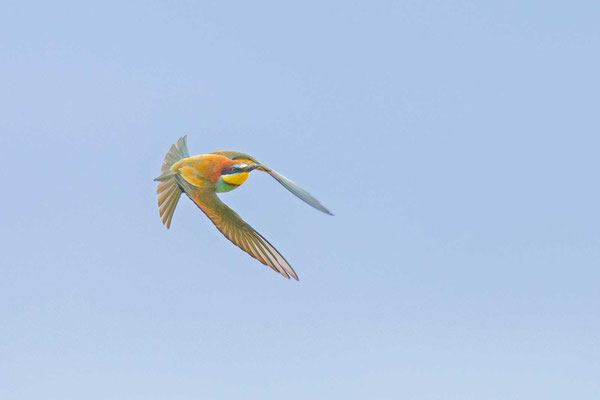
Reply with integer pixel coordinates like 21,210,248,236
223,166,241,175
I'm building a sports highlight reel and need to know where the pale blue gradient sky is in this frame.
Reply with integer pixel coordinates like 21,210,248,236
1,1,599,399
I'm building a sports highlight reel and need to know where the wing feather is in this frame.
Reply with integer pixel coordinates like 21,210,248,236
267,170,333,215
183,184,298,280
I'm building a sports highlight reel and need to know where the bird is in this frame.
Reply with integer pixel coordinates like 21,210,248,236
154,136,332,280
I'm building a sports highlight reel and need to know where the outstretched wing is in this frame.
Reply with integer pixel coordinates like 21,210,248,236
212,150,333,215
266,169,333,215
183,182,298,280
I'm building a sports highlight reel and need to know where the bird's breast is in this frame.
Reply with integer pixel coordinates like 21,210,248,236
216,172,249,192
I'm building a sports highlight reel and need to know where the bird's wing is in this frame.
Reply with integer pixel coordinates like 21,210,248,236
265,169,333,215
183,183,298,280
212,150,333,215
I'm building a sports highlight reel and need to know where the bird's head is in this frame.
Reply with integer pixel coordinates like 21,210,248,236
216,162,259,192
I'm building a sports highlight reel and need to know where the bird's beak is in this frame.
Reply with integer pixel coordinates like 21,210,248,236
242,164,259,172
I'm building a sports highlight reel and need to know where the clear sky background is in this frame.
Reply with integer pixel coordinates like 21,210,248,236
1,1,599,399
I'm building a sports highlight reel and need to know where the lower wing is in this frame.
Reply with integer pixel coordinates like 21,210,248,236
182,181,298,280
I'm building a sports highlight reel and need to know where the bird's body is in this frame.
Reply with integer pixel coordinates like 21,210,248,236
172,154,240,189
154,136,332,280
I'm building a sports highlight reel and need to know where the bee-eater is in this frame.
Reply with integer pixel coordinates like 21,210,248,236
154,136,332,280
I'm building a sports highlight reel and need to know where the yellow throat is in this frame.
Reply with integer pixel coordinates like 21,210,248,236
222,172,250,186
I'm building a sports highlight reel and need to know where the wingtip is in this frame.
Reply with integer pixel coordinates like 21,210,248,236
315,205,334,216
282,271,299,281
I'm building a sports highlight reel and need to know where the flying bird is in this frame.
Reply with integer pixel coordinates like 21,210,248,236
154,136,332,280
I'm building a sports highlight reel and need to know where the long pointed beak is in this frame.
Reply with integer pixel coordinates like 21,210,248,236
242,164,260,172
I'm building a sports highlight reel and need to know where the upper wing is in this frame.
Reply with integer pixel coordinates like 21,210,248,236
266,169,333,215
212,150,333,215
182,182,298,280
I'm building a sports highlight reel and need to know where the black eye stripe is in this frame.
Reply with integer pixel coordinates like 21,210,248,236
222,163,258,175
222,167,242,175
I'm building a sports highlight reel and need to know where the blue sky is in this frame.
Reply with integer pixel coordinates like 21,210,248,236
1,1,599,399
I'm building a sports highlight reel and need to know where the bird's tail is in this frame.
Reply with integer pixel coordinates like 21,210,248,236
154,136,190,228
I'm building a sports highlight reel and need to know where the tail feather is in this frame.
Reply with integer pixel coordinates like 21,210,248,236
154,136,190,228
